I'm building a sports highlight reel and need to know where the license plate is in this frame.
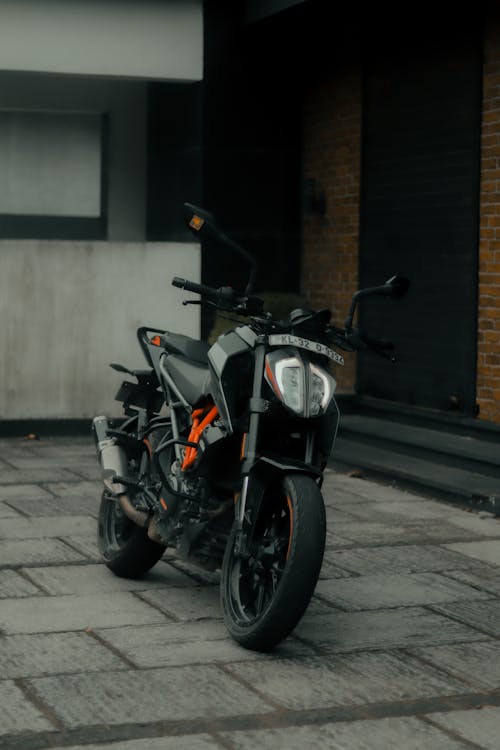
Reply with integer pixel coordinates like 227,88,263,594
268,334,344,366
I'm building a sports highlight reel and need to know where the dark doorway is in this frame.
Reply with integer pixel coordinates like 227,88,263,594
358,30,482,415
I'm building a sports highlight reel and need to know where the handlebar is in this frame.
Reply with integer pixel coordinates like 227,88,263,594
328,327,396,362
171,277,264,315
172,276,225,302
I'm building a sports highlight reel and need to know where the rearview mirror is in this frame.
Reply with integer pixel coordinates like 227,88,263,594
344,274,410,331
384,275,410,299
184,202,257,296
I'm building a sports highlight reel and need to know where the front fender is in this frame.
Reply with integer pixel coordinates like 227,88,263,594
233,455,322,558
249,455,322,484
243,455,322,520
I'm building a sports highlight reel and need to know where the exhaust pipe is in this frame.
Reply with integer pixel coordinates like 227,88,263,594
92,416,149,529
117,494,149,529
92,416,128,495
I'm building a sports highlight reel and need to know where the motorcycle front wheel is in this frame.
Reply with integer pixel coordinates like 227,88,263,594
220,473,326,652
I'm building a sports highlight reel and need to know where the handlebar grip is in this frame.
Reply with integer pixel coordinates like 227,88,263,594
171,277,218,299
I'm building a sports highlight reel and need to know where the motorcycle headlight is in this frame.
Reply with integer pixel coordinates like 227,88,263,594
265,353,336,417
309,363,333,416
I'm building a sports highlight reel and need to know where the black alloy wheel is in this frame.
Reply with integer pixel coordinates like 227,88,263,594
221,473,326,651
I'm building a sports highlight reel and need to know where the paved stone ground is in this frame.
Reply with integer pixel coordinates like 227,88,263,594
1,435,500,749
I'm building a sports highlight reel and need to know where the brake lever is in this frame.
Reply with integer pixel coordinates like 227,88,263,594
182,299,203,306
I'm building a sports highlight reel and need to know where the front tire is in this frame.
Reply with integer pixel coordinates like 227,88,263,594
97,491,166,578
220,473,326,651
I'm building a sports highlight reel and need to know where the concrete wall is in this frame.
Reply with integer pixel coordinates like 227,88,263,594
0,241,201,419
0,72,147,241
0,1,202,81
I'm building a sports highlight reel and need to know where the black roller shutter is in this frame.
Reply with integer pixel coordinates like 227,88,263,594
358,31,481,415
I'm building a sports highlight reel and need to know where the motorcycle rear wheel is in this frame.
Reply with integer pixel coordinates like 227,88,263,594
97,491,166,578
220,473,326,652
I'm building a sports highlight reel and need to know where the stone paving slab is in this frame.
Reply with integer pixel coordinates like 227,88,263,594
0,483,54,501
293,607,488,652
336,519,498,547
445,540,500,566
0,631,126,678
318,559,357,579
333,521,417,546
327,543,489,576
62,534,102,561
66,464,102,480
138,584,333,622
27,666,274,728
97,622,314,669
441,513,500,536
46,480,101,498
3,457,100,472
1,436,500,749
323,473,420,503
222,716,470,750
324,531,355,548
0,591,170,633
429,707,500,750
0,537,85,567
226,651,472,711
432,599,500,637
136,584,222,621
408,640,500,690
0,569,43,598
62,737,222,750
0,515,96,539
0,469,81,484
0,680,54,735
22,562,195,595
315,572,491,611
444,567,500,596
96,620,231,648
13,444,95,459
5,493,100,518
0,501,22,518
343,498,461,522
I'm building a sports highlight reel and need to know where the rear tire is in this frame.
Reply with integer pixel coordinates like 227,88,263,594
97,491,166,578
220,473,326,651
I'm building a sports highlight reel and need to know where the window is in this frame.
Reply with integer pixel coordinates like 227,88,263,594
0,109,107,238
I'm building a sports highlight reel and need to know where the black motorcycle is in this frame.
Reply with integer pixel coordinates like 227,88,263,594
93,203,409,651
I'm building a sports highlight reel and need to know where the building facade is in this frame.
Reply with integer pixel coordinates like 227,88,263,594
0,0,203,422
211,2,500,428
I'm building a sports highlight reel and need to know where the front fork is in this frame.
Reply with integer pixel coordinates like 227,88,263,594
234,336,267,557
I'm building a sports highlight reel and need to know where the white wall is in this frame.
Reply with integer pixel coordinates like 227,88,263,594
0,241,201,419
0,1,203,81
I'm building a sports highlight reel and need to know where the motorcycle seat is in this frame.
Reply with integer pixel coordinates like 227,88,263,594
159,332,210,364
163,354,211,406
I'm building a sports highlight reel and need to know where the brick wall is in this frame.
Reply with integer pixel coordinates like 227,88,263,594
302,66,362,391
478,20,500,424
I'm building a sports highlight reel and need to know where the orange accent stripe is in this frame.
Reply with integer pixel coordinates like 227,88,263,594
181,404,219,471
240,432,247,461
160,497,168,510
143,438,153,458
265,360,281,398
151,335,161,346
285,495,293,560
